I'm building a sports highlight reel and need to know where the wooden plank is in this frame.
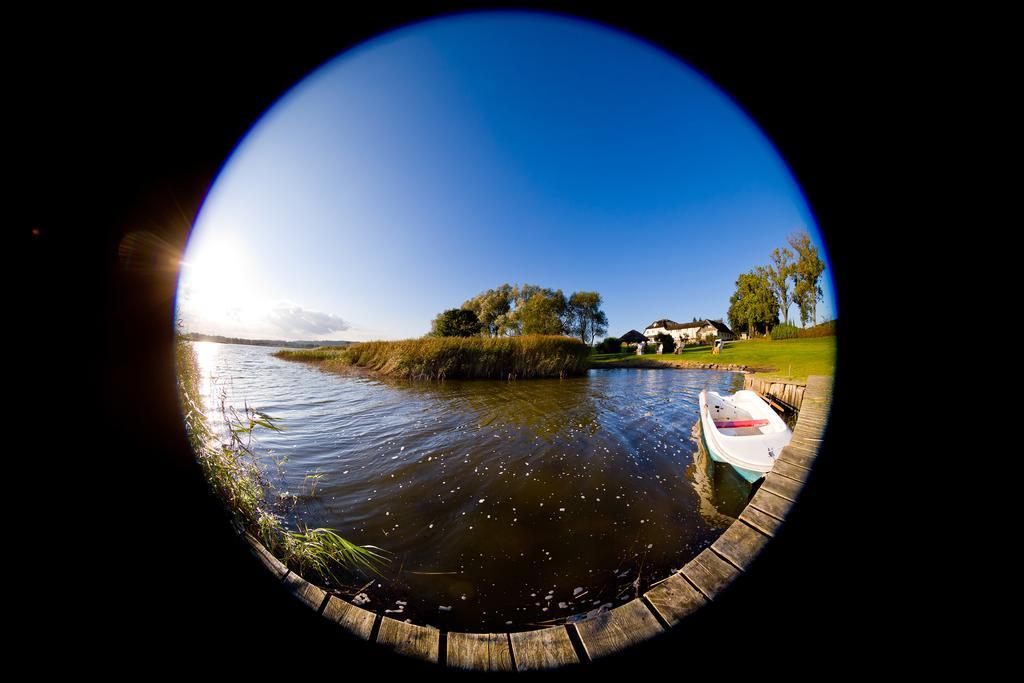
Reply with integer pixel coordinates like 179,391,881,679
446,632,514,671
795,416,828,432
573,599,664,660
804,375,833,394
782,441,818,456
643,573,706,626
376,617,439,663
509,627,578,670
777,444,817,470
283,572,326,611
772,458,810,482
712,520,771,570
739,505,782,537
244,533,288,579
761,472,803,502
322,596,376,640
748,487,794,520
681,549,740,600
790,434,824,447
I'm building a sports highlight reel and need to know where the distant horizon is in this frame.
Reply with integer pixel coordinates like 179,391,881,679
184,314,837,345
177,11,836,343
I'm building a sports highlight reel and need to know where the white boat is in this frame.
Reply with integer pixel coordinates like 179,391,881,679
699,389,792,483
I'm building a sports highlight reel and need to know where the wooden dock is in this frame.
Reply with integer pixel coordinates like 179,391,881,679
742,375,808,412
243,374,833,669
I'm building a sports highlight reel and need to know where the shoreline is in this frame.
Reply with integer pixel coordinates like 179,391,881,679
284,355,784,380
589,358,761,373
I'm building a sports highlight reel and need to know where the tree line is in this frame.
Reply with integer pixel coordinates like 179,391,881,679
430,284,608,345
727,230,826,338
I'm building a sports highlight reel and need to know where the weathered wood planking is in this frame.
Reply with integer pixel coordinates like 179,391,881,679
322,596,376,640
711,520,771,571
739,505,782,537
772,458,810,483
376,617,440,662
681,548,741,599
748,487,794,520
743,376,807,411
244,533,289,579
446,632,514,671
801,376,833,411
761,471,804,502
643,573,706,626
777,443,818,470
283,571,327,611
573,599,664,660
509,627,579,670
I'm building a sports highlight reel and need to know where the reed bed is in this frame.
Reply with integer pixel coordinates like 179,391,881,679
276,335,591,380
175,335,388,582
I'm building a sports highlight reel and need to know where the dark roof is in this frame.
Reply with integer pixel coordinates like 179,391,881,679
645,319,735,334
646,319,702,331
706,320,735,336
619,330,647,343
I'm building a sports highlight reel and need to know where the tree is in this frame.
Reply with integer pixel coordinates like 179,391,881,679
787,231,826,327
462,284,513,336
430,308,484,337
767,246,794,324
727,267,779,337
513,285,568,335
566,291,608,345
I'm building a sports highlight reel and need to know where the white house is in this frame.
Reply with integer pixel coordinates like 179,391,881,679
643,319,736,345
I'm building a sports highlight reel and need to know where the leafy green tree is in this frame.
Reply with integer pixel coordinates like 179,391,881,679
727,267,779,337
462,284,513,336
513,285,568,335
654,332,674,352
767,246,794,324
430,308,484,337
787,231,826,327
566,291,608,345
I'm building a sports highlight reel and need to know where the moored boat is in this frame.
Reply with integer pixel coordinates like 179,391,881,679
698,389,792,483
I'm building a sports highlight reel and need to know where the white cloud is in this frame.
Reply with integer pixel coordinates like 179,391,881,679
265,302,350,336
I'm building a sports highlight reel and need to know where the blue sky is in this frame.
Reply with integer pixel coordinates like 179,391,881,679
177,11,835,342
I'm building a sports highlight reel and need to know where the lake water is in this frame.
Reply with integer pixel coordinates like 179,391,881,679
189,341,751,631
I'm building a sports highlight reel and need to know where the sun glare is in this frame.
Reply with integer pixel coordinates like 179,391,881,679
178,234,251,323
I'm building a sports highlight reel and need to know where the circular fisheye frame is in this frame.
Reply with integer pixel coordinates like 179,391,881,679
174,10,836,670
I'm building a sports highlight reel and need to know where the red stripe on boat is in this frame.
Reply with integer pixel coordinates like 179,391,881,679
713,419,770,428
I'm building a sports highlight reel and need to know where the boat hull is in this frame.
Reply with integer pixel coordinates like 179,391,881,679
700,420,768,483
698,389,792,483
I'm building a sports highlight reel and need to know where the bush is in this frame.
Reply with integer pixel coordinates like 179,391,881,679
430,308,483,337
596,337,622,354
654,332,674,353
770,323,800,340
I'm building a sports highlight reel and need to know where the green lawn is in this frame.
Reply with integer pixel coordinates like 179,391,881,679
590,337,836,382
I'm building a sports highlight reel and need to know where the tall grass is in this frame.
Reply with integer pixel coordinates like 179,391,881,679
276,335,591,380
175,335,388,582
